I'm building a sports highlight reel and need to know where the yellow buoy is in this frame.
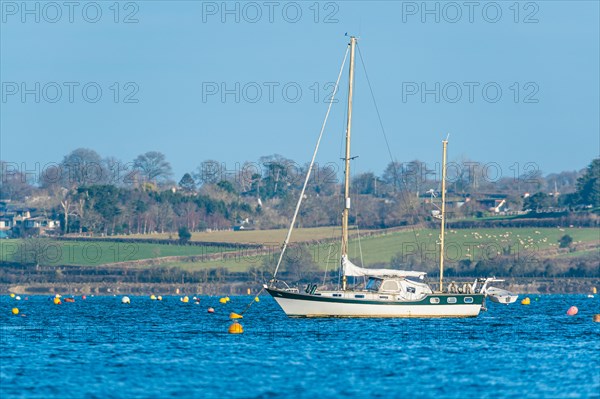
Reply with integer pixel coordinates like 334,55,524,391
521,297,531,305
53,297,61,305
219,298,227,304
228,321,244,334
157,296,162,301
593,287,598,294
10,293,15,298
182,296,189,303
11,308,19,315
225,296,230,302
593,314,600,323
254,297,260,302
229,312,243,319
150,295,157,300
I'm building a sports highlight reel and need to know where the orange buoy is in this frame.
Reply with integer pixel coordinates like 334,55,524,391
82,295,87,300
593,314,600,323
207,307,215,313
566,306,578,316
228,321,243,334
64,298,75,303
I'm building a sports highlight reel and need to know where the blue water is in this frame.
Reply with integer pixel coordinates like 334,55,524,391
1,295,599,399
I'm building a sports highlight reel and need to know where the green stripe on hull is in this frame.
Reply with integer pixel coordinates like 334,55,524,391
266,288,484,306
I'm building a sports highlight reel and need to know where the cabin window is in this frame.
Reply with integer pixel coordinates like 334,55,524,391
464,297,474,303
381,281,399,292
332,294,342,297
355,295,365,298
447,297,457,304
379,296,389,299
366,278,383,291
430,298,440,304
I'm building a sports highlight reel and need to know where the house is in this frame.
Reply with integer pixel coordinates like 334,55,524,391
0,204,60,236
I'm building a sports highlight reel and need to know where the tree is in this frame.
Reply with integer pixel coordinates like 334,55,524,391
575,159,599,207
0,161,34,200
56,148,106,188
259,154,296,199
282,246,319,283
352,172,377,195
178,226,191,244
522,192,553,211
178,173,196,193
382,161,402,192
133,151,173,184
559,234,573,249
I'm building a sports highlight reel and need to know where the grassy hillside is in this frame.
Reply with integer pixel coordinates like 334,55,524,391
150,227,599,272
119,226,368,244
1,227,595,272
0,240,234,267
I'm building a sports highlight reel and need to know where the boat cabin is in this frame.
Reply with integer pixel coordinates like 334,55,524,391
365,277,432,300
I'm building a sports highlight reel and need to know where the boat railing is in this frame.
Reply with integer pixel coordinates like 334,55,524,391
430,280,480,294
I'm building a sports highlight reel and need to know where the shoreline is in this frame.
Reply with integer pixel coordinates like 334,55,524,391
3,277,598,296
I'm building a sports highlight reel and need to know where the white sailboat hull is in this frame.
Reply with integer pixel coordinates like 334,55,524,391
267,288,484,318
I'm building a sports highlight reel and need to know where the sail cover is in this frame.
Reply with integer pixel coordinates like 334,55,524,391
342,256,426,279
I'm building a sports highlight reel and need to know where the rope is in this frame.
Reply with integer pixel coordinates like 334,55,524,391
356,43,422,249
322,241,333,287
270,45,350,283
240,287,265,316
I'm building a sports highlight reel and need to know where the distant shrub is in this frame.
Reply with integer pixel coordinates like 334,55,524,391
558,234,573,248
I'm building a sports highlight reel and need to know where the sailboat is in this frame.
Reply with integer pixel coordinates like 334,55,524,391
264,37,498,318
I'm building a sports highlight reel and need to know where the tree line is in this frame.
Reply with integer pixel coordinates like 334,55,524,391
1,148,598,237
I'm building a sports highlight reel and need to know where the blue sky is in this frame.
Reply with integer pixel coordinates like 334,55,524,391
1,1,599,183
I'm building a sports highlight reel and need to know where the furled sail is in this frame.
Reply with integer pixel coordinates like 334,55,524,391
342,256,426,279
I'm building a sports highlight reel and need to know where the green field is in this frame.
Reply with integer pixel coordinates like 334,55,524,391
151,227,600,272
119,225,367,244
0,227,596,271
0,240,235,267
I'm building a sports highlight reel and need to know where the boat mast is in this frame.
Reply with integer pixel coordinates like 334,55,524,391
341,36,356,290
439,139,448,292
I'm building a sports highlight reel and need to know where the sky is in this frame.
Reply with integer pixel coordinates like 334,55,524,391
1,1,599,185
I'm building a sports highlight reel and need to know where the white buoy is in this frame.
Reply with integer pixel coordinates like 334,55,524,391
122,296,131,304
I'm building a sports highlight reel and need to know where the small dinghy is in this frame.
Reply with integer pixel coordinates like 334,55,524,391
486,287,518,304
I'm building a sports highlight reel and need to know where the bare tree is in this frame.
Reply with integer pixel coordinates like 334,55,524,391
133,151,173,184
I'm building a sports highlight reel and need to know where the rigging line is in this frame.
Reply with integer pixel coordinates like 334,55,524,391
240,287,264,316
356,222,364,267
271,45,350,282
356,43,422,246
322,241,334,287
